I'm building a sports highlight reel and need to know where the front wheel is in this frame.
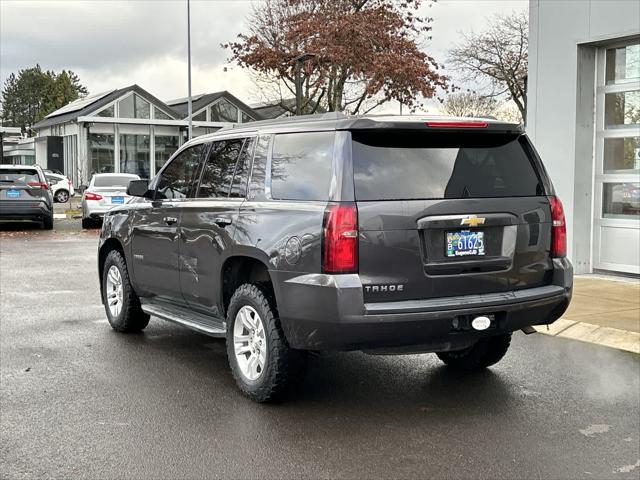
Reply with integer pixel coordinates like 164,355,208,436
102,249,149,332
226,283,306,402
436,333,512,371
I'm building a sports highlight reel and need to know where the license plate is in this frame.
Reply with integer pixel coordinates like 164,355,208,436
446,230,485,257
111,196,124,204
6,189,20,198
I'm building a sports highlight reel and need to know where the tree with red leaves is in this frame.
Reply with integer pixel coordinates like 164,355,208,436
224,0,448,115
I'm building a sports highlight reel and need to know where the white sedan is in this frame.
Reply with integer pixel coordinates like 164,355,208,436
45,172,75,203
81,173,140,229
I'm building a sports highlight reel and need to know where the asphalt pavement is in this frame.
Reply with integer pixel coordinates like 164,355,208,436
1,222,639,479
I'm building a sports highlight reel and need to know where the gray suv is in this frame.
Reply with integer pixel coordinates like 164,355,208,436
0,165,54,229
97,114,572,402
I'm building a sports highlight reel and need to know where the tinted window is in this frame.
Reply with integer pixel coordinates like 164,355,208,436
352,131,543,201
0,169,39,185
156,145,203,199
271,132,334,201
197,140,243,198
230,138,255,198
93,175,139,188
248,135,270,200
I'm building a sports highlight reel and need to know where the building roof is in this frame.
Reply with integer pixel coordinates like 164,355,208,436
166,91,262,120
33,85,182,129
251,98,326,119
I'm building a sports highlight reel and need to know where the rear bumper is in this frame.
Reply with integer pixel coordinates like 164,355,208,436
274,258,573,352
0,201,51,222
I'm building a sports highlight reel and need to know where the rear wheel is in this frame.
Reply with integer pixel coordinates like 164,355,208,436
55,189,69,203
436,333,512,371
42,215,53,230
102,249,149,333
226,283,306,402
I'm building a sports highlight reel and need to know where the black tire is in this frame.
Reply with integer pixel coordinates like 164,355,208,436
101,249,149,333
42,215,54,230
436,333,512,371
55,189,69,203
81,218,93,229
226,283,306,402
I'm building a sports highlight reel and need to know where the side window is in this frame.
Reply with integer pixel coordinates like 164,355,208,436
155,145,203,200
248,135,270,201
271,131,335,201
230,137,256,198
196,139,243,198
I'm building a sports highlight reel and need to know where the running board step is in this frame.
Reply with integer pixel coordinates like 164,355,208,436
141,301,226,338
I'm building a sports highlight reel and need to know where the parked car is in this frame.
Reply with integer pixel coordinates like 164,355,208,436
81,173,140,229
45,172,75,203
97,114,573,402
0,164,54,229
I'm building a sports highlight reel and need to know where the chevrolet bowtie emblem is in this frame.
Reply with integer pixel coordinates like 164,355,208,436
461,215,486,227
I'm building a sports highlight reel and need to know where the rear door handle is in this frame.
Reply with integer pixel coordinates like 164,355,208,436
163,216,178,225
214,217,232,227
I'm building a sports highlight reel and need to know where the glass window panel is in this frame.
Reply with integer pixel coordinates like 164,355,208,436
248,135,270,200
135,95,150,119
120,134,150,179
230,138,255,198
197,139,243,198
97,105,114,117
606,43,640,85
155,145,203,199
604,137,640,172
210,99,238,122
603,182,640,218
352,131,542,200
154,135,179,174
89,133,115,175
154,108,172,120
605,91,640,128
241,112,254,123
118,95,134,118
193,110,206,121
271,132,334,201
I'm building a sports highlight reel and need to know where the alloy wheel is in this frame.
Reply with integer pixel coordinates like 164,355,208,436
106,265,124,318
233,305,267,381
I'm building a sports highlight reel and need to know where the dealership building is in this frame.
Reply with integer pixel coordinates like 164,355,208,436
528,0,640,275
32,85,261,186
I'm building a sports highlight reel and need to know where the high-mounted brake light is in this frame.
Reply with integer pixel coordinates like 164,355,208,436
83,192,103,201
426,120,488,128
27,182,49,190
548,195,566,258
322,202,358,274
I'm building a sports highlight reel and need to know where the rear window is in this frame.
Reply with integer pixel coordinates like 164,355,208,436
352,131,543,201
271,132,334,201
93,175,138,188
0,169,40,185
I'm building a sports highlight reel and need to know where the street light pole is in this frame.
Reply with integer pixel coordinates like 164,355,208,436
293,53,316,116
187,0,193,140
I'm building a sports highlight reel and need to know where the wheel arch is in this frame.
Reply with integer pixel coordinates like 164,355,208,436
221,255,274,317
98,238,125,295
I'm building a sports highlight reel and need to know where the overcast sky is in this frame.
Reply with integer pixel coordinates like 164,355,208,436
0,0,526,112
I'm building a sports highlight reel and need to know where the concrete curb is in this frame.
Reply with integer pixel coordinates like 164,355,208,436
536,319,640,354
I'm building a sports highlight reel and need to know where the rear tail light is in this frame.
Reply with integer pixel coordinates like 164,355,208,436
426,120,488,128
322,202,358,274
28,182,49,190
548,195,566,258
83,192,103,201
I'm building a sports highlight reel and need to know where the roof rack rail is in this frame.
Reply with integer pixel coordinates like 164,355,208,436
218,110,348,131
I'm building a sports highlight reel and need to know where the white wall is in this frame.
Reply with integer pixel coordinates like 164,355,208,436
527,0,640,273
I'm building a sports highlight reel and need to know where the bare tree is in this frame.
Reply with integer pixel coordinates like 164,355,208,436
441,92,499,118
447,11,528,120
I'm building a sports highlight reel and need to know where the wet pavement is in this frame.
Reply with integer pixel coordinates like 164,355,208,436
1,228,639,479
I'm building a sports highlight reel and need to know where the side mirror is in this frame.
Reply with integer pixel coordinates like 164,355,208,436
127,179,153,199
